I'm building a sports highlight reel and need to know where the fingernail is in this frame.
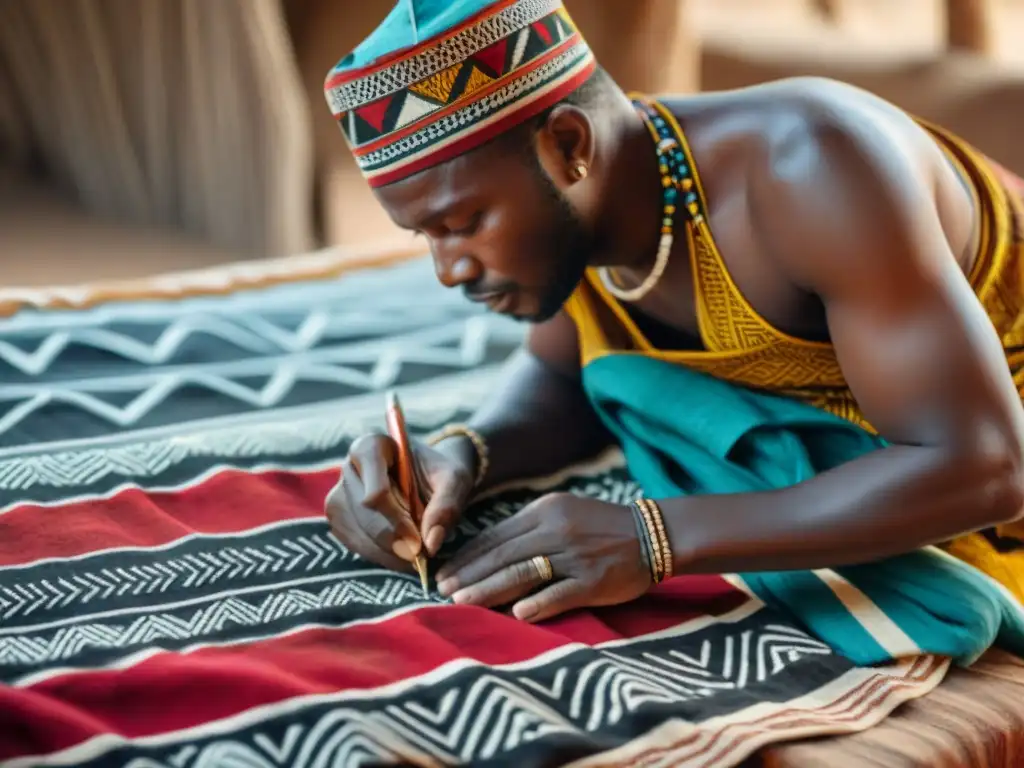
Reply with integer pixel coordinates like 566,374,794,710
514,602,537,621
392,537,421,561
425,526,445,555
451,588,472,605
437,578,456,596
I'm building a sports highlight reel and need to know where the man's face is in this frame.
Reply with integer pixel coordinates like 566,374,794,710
375,132,597,323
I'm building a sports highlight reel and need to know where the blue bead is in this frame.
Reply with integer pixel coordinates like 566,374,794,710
666,188,678,200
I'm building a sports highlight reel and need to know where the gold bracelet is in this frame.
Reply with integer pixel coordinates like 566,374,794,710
639,498,673,581
635,500,664,583
649,499,674,581
427,424,489,488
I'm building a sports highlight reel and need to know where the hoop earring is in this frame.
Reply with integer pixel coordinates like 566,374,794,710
570,161,589,181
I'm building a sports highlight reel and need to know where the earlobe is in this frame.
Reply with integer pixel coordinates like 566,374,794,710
570,161,589,182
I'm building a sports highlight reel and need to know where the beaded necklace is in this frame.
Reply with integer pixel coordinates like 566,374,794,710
599,98,702,302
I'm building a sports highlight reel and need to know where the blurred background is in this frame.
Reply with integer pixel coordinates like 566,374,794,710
0,0,1021,286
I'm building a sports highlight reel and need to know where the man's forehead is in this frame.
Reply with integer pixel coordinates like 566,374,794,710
376,154,492,222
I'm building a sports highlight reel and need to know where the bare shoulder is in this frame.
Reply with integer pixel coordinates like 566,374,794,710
657,78,974,305
749,77,939,173
676,76,935,151
706,77,974,293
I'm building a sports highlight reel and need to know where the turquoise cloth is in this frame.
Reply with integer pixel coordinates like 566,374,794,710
583,353,1024,666
332,0,494,73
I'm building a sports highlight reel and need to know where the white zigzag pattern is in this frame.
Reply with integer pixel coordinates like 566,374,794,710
0,533,346,621
0,578,440,667
125,626,832,768
0,368,498,491
0,314,329,376
0,307,492,377
0,254,475,373
0,317,515,437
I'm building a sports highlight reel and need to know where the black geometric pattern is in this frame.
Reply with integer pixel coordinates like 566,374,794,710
0,258,524,503
0,254,881,768
0,463,639,683
70,615,847,768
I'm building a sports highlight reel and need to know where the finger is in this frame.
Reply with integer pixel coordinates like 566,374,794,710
437,532,548,597
349,438,422,557
513,579,587,623
349,434,395,509
333,461,420,564
420,468,471,555
435,506,541,583
324,461,359,532
325,480,412,573
361,502,421,562
435,515,540,587
343,522,415,574
450,558,548,608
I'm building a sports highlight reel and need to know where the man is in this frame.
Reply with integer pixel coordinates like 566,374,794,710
323,0,1024,633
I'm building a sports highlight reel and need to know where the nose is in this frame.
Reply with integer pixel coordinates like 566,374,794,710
432,249,481,289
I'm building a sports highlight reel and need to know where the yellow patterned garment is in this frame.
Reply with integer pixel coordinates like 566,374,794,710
564,110,1024,600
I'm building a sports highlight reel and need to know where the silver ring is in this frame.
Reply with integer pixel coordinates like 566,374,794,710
531,555,554,582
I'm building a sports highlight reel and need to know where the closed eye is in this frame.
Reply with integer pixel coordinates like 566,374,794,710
448,212,482,237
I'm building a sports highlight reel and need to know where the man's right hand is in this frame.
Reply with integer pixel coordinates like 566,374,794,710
325,433,476,572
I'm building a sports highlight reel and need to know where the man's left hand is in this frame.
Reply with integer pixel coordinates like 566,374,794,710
435,493,651,622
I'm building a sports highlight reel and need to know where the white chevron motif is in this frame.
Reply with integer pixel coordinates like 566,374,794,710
0,532,346,621
118,625,833,768
0,576,442,668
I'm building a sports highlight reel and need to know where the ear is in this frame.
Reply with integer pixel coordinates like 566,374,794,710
534,105,595,190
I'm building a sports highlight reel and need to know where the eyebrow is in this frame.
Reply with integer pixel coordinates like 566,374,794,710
411,194,475,231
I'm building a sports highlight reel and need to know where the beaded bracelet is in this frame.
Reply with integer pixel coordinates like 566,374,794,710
638,500,665,583
631,499,674,583
630,501,656,583
638,498,674,582
426,424,489,488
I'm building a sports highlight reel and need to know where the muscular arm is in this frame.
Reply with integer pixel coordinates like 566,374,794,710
438,311,614,492
664,109,1024,574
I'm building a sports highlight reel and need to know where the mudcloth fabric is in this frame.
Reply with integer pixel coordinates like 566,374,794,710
0,258,953,767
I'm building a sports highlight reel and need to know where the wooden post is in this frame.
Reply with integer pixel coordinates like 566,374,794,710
945,0,994,55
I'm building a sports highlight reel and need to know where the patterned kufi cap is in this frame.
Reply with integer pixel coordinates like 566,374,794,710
324,0,596,188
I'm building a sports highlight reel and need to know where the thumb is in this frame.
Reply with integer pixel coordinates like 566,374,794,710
420,469,472,556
